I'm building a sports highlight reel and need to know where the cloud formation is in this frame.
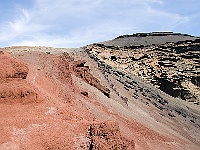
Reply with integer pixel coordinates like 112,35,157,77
0,0,199,47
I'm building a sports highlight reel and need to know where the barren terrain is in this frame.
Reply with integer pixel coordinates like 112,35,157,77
0,32,200,150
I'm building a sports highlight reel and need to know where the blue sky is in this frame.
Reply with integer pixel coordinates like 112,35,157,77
0,0,200,48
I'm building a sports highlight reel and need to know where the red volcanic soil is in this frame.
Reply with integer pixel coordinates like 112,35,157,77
0,49,199,150
0,50,133,149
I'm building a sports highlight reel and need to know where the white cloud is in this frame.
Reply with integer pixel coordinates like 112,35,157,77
0,8,47,43
0,0,197,48
8,9,30,32
12,21,136,47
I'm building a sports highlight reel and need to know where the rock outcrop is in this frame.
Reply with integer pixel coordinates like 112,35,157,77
87,121,135,149
84,45,200,132
61,52,110,97
84,33,200,104
72,60,110,97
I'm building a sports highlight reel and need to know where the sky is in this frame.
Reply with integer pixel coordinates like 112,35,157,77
0,0,200,48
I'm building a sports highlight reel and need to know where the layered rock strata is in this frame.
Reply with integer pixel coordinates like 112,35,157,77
84,34,200,104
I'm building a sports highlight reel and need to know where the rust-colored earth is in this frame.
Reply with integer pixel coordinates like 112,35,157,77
0,46,199,150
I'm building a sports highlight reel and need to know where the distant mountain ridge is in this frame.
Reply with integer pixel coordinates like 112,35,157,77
115,32,197,39
100,32,200,47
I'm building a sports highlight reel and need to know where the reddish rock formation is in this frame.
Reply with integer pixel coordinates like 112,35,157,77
0,51,39,104
59,52,110,97
88,121,135,149
0,49,133,150
0,51,28,81
72,60,110,97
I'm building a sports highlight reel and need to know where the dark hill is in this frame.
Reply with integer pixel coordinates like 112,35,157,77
100,32,199,47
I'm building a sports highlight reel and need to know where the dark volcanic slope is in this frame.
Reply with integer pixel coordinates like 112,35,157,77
101,32,199,47
84,32,200,104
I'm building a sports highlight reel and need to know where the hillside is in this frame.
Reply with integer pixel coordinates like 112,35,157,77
0,32,200,150
85,32,200,104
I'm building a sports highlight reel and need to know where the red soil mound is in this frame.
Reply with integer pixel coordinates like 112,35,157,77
0,50,134,149
0,81,39,104
0,51,40,104
0,51,28,81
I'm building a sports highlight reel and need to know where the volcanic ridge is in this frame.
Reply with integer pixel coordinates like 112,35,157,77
0,32,200,150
